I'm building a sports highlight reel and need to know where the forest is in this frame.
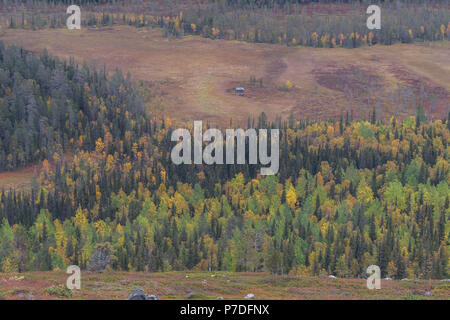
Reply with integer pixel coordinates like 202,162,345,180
0,1,449,48
0,42,448,279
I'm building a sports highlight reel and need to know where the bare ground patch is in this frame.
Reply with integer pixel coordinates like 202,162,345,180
313,65,384,97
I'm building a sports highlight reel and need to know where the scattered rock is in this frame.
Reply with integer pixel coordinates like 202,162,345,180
15,289,33,300
424,291,433,297
126,288,158,300
244,293,255,299
18,293,33,300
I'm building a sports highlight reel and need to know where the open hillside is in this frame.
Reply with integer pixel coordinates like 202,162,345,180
0,1,448,300
0,271,449,300
1,26,449,126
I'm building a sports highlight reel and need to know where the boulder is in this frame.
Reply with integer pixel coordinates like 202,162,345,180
126,288,158,300
16,289,33,300
87,242,112,272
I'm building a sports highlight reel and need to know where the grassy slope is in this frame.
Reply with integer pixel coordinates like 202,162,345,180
1,26,449,127
0,272,448,300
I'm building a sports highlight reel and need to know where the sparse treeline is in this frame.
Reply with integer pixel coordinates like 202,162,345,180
163,1,450,47
0,43,448,279
0,1,449,48
0,0,176,30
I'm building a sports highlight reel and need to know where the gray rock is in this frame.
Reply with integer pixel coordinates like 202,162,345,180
126,288,158,300
244,293,255,299
87,242,112,272
424,291,433,297
216,296,224,300
16,290,33,300
18,294,33,300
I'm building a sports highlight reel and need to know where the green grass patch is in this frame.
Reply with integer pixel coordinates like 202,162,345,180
45,285,73,298
186,293,216,300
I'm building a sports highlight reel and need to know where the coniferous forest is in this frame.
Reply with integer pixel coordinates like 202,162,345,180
0,1,449,48
0,41,448,279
